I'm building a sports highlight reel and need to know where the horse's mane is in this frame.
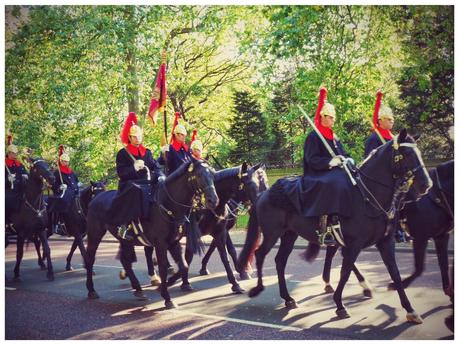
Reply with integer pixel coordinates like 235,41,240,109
166,160,193,183
215,167,241,182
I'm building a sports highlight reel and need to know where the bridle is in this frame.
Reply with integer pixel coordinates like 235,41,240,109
24,159,52,217
354,137,428,219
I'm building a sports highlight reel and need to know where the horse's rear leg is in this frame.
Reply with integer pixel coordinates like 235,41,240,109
227,234,249,280
119,242,146,300
156,244,176,309
39,230,54,281
33,237,46,270
377,238,421,324
323,245,339,293
433,233,450,296
333,246,360,319
248,233,278,298
85,222,104,299
144,246,160,286
389,237,428,291
66,239,79,271
275,231,298,308
215,231,244,294
200,239,216,275
13,235,25,281
167,241,192,291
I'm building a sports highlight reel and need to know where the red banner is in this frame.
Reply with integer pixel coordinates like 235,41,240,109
148,61,167,125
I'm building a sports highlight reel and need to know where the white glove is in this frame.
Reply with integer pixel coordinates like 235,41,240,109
59,184,68,191
158,175,166,183
344,157,355,166
329,155,344,168
134,159,145,171
8,173,16,183
77,182,83,187
161,145,169,153
22,174,28,180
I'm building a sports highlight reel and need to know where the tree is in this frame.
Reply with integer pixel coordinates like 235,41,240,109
394,6,454,159
227,91,271,165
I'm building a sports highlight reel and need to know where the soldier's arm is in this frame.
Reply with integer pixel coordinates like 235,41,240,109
144,150,165,178
304,134,333,171
116,149,137,180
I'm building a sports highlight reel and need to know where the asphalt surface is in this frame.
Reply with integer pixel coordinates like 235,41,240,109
4,235,454,340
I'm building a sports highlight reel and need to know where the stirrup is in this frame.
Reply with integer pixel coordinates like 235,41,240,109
117,224,134,241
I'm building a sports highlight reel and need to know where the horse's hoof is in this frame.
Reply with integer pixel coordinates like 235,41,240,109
406,312,423,324
119,270,127,280
285,300,298,309
150,275,161,287
165,300,178,309
363,289,373,298
336,308,351,319
167,266,177,275
231,285,245,294
47,273,54,281
65,265,73,271
248,285,264,298
88,291,99,299
387,282,396,291
324,285,334,294
239,272,251,280
133,290,148,300
199,268,210,276
180,284,194,292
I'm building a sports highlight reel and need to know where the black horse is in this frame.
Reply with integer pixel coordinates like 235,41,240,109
166,163,269,293
7,158,56,281
198,165,269,279
238,130,432,324
321,160,454,299
33,181,107,271
84,159,219,308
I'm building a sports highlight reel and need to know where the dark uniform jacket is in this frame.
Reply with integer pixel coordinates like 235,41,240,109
116,145,164,191
165,144,192,175
48,167,80,214
5,158,28,215
301,131,353,217
364,132,385,158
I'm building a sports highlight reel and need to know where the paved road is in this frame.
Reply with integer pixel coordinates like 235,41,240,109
5,238,454,340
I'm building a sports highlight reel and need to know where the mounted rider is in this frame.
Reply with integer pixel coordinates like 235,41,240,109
111,112,165,240
48,145,80,235
159,111,192,174
302,87,355,246
5,135,28,231
364,90,395,158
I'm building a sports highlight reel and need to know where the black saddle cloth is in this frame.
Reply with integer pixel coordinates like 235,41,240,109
268,169,353,218
104,180,156,226
5,189,23,216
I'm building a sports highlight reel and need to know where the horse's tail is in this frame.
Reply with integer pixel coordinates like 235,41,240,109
301,242,320,263
237,207,260,272
186,213,205,256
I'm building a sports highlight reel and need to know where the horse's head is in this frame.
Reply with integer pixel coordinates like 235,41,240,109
233,162,269,205
187,158,219,210
392,129,432,200
88,180,107,199
28,158,55,187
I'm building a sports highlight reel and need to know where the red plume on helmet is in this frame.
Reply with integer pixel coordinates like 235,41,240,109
190,129,198,146
7,134,13,146
170,111,181,143
314,87,327,128
58,144,65,157
373,90,383,128
120,112,138,145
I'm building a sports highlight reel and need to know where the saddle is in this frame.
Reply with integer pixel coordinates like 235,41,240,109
268,176,303,214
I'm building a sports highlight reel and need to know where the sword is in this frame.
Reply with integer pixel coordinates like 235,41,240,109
297,104,356,186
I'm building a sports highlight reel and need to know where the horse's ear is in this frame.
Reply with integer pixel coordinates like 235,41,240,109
241,162,248,174
252,162,262,171
412,133,421,142
399,128,407,142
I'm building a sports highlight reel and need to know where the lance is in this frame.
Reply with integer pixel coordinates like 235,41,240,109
297,104,356,186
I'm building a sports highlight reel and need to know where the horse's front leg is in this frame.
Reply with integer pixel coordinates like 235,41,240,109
119,242,147,300
323,245,339,293
215,229,244,294
168,240,192,291
144,246,160,286
13,235,25,281
33,236,46,270
156,244,176,309
66,238,79,271
38,229,54,281
377,237,422,324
